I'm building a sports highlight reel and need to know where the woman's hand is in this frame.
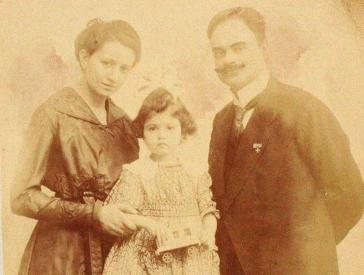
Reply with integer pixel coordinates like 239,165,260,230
96,202,138,236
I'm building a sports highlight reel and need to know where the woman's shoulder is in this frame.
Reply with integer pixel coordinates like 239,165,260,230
32,87,77,116
28,90,69,128
42,87,77,106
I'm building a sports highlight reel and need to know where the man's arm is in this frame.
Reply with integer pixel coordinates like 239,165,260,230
296,97,364,243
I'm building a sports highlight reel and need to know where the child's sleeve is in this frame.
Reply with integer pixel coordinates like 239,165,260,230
104,168,144,210
196,172,220,219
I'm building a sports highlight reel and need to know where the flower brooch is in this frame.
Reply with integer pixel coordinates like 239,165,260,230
253,143,262,153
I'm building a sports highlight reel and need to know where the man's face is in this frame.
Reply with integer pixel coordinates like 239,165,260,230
210,18,266,91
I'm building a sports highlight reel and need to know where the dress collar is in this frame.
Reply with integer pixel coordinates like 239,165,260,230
125,155,203,180
49,87,126,125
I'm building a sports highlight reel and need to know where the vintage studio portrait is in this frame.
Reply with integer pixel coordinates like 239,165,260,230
1,1,364,275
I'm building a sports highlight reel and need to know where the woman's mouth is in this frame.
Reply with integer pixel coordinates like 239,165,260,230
101,83,117,91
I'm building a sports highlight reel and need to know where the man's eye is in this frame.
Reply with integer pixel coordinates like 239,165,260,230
232,44,246,53
232,46,244,53
102,61,112,67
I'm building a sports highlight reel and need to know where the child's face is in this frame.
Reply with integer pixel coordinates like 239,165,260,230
143,110,182,160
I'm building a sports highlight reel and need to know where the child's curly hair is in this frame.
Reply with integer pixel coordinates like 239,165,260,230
133,87,197,138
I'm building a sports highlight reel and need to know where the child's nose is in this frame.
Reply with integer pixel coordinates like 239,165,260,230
157,129,167,139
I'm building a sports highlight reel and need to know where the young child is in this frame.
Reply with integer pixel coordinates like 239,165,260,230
102,88,220,274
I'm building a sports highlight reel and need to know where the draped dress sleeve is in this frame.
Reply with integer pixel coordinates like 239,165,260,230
11,105,97,226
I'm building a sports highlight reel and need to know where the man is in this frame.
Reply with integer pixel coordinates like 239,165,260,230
207,6,364,275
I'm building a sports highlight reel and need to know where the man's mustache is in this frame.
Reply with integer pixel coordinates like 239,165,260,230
215,63,245,74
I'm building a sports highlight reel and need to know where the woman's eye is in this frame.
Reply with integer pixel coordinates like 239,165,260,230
120,66,129,73
167,126,175,130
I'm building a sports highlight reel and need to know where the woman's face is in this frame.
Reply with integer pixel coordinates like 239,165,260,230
80,40,136,98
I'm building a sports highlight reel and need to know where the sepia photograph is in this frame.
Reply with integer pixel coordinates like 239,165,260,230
1,1,364,274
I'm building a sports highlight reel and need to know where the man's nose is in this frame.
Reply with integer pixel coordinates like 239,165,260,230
223,49,237,64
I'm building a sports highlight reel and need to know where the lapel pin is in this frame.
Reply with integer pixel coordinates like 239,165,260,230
253,143,262,153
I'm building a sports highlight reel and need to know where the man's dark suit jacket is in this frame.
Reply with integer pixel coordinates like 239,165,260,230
209,77,364,275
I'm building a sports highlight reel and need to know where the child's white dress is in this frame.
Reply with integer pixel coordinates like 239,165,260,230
102,157,220,275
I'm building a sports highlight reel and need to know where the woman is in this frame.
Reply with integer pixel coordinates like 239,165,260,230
11,19,141,275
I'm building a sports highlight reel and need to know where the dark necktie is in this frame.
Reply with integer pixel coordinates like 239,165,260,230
231,95,259,144
231,105,247,144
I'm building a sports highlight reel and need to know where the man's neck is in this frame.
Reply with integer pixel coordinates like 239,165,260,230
232,69,270,107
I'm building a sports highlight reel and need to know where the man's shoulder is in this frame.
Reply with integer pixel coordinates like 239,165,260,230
267,80,315,109
213,102,233,124
264,79,331,120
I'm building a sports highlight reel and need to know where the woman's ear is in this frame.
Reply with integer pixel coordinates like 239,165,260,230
180,134,188,144
78,49,90,71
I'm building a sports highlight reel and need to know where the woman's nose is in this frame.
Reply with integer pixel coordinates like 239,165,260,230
107,67,120,83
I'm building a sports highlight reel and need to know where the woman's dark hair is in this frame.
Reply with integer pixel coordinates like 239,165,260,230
133,88,197,138
74,18,141,66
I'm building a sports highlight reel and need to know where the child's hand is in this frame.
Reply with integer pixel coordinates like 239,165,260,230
200,228,218,251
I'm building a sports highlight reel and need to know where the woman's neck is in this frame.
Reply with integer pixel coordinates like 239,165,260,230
75,79,107,111
74,79,108,124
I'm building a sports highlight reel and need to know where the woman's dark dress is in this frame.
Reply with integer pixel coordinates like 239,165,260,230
11,88,139,275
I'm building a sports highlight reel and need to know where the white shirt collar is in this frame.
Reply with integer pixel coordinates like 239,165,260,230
232,70,270,108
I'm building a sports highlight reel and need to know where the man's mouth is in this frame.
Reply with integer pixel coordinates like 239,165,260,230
215,64,245,76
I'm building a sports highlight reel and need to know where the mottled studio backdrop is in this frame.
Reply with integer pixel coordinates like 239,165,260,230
1,1,364,274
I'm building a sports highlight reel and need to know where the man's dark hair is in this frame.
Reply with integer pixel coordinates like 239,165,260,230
207,7,266,44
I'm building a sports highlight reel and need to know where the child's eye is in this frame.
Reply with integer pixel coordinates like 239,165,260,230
147,126,157,131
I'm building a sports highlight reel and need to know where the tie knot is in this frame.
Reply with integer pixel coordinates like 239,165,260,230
234,105,246,123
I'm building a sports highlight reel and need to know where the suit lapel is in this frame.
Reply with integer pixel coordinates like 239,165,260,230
221,78,280,211
209,103,235,198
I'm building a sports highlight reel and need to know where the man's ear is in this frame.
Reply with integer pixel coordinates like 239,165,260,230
78,49,90,71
